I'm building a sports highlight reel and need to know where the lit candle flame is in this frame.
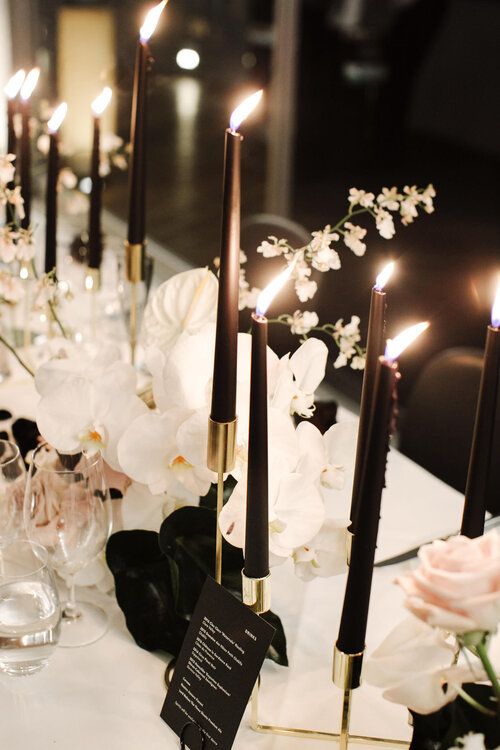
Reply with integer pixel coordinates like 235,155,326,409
91,86,112,116
385,321,429,363
47,102,68,134
492,282,500,329
256,263,294,318
140,0,168,42
20,67,40,101
374,261,395,292
4,69,25,99
229,90,263,133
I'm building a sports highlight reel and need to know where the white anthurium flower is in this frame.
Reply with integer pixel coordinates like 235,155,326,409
117,407,215,497
272,337,328,418
220,467,325,560
142,267,218,354
364,616,486,715
158,323,216,412
292,518,349,581
295,419,358,491
36,360,148,470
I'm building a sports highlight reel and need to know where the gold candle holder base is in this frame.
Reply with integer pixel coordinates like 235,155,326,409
242,572,271,615
84,267,101,291
248,645,409,748
124,241,145,366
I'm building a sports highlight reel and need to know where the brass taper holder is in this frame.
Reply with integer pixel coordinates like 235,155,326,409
242,572,271,615
207,417,237,584
124,241,145,365
85,266,101,291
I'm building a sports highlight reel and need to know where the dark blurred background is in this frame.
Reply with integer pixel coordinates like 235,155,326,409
5,0,500,409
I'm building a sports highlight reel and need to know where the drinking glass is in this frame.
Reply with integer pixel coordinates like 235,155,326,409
24,445,111,647
0,539,61,676
0,440,27,548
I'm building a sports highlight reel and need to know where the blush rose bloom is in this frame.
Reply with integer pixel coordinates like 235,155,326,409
397,531,500,634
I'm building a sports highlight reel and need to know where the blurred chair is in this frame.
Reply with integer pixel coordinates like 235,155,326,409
399,348,483,496
241,213,310,256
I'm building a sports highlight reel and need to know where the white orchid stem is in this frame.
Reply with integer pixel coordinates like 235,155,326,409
182,269,210,331
0,332,34,376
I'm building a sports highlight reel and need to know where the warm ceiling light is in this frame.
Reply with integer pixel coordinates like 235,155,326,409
176,48,200,71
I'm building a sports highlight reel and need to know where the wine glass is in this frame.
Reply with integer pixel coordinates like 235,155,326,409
24,445,111,647
0,539,61,676
0,440,27,549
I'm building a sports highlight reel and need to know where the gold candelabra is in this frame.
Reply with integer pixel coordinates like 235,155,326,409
125,240,145,365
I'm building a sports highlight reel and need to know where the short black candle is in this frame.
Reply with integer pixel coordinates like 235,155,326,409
244,312,269,579
210,129,242,424
350,282,388,532
461,322,500,538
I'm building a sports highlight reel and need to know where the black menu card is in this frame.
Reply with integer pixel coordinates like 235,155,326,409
161,576,275,749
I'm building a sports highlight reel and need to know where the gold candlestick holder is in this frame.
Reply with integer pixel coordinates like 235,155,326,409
242,571,271,615
207,416,237,584
125,240,145,365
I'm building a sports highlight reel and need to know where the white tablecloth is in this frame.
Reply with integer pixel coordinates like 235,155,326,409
0,387,472,749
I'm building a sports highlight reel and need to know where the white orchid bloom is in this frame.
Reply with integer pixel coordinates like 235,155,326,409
36,357,147,470
117,407,215,497
292,518,349,581
142,267,218,354
220,467,325,560
295,419,358,491
364,616,485,715
272,337,328,418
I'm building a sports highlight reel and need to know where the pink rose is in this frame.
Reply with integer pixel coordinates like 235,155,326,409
397,530,500,633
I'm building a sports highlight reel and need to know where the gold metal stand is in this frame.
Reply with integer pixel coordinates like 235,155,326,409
242,572,271,615
125,240,145,365
207,416,237,584
346,530,353,566
248,645,409,747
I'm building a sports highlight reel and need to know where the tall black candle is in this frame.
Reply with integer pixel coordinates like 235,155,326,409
210,90,263,425
88,88,112,270
19,68,40,229
127,1,167,247
461,289,500,538
44,103,67,275
244,265,293,580
337,322,429,655
349,263,394,532
244,312,269,578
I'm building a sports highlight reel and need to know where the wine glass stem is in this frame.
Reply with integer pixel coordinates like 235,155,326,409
63,580,81,620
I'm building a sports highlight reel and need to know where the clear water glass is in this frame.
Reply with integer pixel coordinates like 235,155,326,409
24,446,111,648
0,440,27,548
0,539,61,676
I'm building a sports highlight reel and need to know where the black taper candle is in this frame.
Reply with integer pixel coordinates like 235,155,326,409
88,115,103,269
349,285,387,532
45,131,59,274
20,99,32,228
210,129,242,424
337,357,399,655
244,312,269,579
127,38,149,246
461,323,500,538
